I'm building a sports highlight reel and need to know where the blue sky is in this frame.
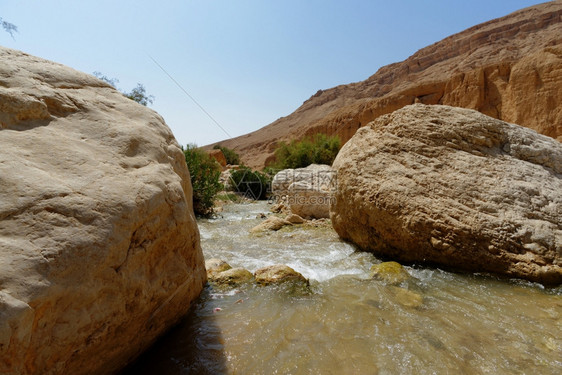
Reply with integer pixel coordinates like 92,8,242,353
1,0,547,146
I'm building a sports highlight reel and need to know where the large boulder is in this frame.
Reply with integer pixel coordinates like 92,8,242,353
331,104,562,285
0,47,207,374
271,164,336,219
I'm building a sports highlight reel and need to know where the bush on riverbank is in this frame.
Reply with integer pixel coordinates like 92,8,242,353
272,133,341,169
230,167,272,200
183,144,222,215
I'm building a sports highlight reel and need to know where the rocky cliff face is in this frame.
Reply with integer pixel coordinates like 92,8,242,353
0,47,207,374
210,1,562,169
330,104,562,285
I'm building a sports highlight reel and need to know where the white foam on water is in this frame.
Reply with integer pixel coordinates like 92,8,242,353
198,201,375,282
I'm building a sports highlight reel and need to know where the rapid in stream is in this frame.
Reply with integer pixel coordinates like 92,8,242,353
125,201,562,374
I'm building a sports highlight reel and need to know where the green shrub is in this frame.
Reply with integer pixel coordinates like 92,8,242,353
183,144,222,216
92,72,154,106
272,133,341,169
230,167,271,200
213,144,240,165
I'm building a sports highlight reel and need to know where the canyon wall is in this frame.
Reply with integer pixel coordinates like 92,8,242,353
209,2,562,169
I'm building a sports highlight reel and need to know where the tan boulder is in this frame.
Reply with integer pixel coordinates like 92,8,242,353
331,104,562,285
254,265,309,286
205,258,232,277
370,262,410,285
0,47,206,374
205,259,254,285
285,213,305,224
211,268,254,286
250,216,292,233
271,164,336,219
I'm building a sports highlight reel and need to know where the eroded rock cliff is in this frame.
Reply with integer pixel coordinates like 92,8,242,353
210,2,562,169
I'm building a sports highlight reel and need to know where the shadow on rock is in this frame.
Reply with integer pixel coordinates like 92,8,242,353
120,286,228,375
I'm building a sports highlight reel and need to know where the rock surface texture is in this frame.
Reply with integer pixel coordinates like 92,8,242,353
271,164,336,219
331,104,562,285
254,265,309,286
250,216,292,233
208,2,562,168
0,47,207,374
207,149,226,170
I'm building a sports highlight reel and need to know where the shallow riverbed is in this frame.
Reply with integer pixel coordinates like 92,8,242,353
125,201,562,374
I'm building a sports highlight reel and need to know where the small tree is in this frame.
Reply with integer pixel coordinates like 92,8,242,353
272,134,341,169
183,144,222,216
123,83,154,106
93,71,119,87
93,72,154,106
1,17,17,38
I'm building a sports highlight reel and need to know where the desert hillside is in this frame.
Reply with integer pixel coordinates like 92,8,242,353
207,1,562,168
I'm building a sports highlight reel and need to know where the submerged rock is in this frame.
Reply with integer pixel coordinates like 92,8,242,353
205,258,254,286
211,268,254,286
0,47,206,374
254,265,309,286
206,258,232,277
285,213,305,224
331,104,562,285
250,216,292,233
390,287,424,308
370,262,410,285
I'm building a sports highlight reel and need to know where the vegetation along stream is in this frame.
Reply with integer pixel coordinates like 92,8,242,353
125,201,562,374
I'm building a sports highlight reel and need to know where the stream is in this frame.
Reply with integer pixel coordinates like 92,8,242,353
125,201,562,374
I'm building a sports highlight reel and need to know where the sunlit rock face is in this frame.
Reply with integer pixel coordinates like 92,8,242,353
0,46,206,374
271,164,336,219
331,104,562,285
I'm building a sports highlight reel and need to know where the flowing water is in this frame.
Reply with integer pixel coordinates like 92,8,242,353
126,201,562,374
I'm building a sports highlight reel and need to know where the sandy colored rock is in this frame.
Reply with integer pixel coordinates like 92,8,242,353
205,258,232,278
285,213,305,224
270,200,289,214
271,164,336,219
0,47,207,374
370,262,410,285
207,2,562,169
210,268,254,286
219,169,233,190
208,149,227,170
250,216,292,233
330,104,562,285
254,265,309,286
390,287,424,308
